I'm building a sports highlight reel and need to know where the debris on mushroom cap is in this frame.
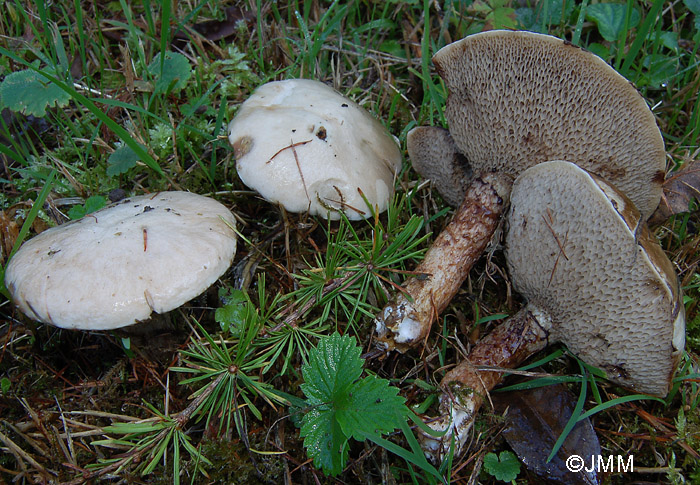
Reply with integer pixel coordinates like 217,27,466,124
431,30,666,218
506,161,685,396
407,126,472,207
227,79,402,220
4,191,238,331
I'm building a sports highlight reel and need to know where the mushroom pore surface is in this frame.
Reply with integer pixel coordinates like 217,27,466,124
419,161,685,462
406,126,472,207
433,30,665,218
5,192,238,330
506,161,684,396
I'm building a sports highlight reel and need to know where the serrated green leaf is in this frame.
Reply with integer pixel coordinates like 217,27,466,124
107,144,143,176
336,375,406,441
299,333,409,477
483,451,521,482
586,3,641,42
0,69,70,117
300,333,363,404
299,403,349,476
68,195,108,220
147,52,192,94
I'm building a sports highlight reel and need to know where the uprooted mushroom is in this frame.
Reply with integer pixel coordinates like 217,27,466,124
227,78,402,220
4,191,238,330
420,161,685,460
375,30,667,352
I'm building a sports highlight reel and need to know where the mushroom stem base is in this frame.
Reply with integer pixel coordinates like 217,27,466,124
420,305,550,461
374,172,512,352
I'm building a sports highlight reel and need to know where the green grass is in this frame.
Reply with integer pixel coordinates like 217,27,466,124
1,1,699,483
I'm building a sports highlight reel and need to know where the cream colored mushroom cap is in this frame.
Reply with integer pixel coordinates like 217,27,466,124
506,161,684,397
227,79,401,220
4,192,237,330
433,30,665,219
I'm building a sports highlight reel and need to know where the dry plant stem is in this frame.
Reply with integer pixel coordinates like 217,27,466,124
375,172,512,352
420,306,550,461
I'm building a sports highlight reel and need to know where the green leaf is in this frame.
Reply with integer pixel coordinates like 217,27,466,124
0,377,10,394
586,3,641,42
515,0,575,31
147,52,192,94
300,333,363,404
68,195,108,220
641,54,679,88
0,69,70,117
107,144,143,176
486,6,517,30
685,0,700,16
483,451,521,482
0,47,163,176
587,42,611,60
215,287,248,334
299,333,408,476
652,31,679,51
299,403,349,476
336,376,406,441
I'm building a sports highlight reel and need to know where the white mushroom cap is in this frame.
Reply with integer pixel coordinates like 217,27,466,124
4,192,237,330
506,161,684,396
227,79,402,220
431,30,666,219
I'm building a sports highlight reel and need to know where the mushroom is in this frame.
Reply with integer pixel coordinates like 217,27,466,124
375,30,666,351
227,79,402,220
4,191,238,330
420,161,685,460
406,126,472,207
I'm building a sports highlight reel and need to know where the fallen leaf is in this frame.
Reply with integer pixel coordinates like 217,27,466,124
173,7,256,44
649,160,700,225
492,382,601,485
0,210,19,264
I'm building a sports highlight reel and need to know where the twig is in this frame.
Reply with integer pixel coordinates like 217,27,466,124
0,428,55,481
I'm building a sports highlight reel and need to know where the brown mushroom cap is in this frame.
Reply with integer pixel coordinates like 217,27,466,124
432,30,666,218
506,161,684,396
407,126,472,207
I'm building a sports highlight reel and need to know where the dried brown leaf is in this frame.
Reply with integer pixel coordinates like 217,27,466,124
492,383,601,485
174,7,256,43
650,160,700,224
